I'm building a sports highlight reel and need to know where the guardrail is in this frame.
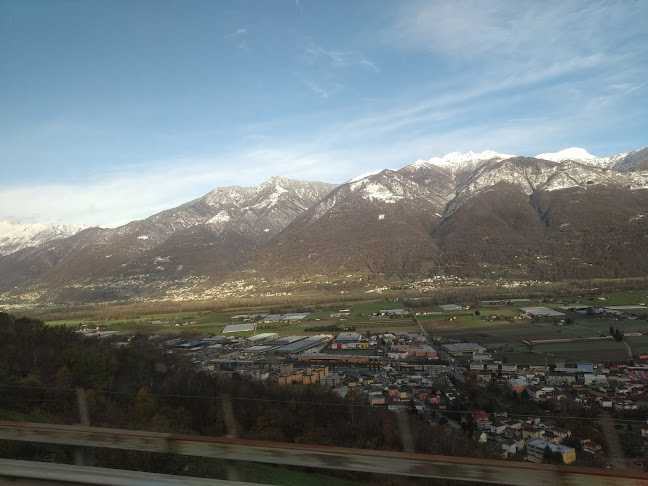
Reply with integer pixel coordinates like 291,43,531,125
0,459,265,486
1,421,648,485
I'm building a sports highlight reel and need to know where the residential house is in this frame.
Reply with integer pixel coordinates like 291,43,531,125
521,425,545,440
500,439,523,455
490,421,507,435
582,440,602,454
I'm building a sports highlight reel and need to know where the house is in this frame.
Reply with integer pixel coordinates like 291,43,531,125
598,399,613,408
477,420,493,431
526,439,576,464
472,413,489,422
615,400,638,410
490,421,507,435
473,431,487,443
582,440,602,453
507,378,529,393
521,425,545,440
368,392,385,406
501,364,518,373
526,386,546,400
551,427,571,441
583,374,608,386
500,439,522,455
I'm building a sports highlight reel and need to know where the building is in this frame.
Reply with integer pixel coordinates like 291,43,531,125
275,335,330,355
320,372,341,387
526,439,576,464
390,344,437,358
331,332,368,349
520,307,566,318
222,323,255,333
507,379,529,393
245,333,278,345
441,343,486,356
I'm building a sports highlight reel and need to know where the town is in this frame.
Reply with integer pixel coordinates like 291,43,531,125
73,293,648,470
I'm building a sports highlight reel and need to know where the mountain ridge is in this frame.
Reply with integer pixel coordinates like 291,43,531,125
1,146,647,304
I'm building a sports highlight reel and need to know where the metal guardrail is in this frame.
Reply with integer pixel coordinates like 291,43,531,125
0,459,265,486
1,421,648,485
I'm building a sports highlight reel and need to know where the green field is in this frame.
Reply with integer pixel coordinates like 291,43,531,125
350,300,403,315
42,298,416,337
431,304,648,364
576,289,648,306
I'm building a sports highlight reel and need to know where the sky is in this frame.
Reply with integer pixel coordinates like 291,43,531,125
1,0,647,227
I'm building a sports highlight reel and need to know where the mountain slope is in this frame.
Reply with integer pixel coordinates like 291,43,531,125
246,169,450,277
2,147,648,304
0,178,336,301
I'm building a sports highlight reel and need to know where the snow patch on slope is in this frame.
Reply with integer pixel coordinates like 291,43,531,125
207,210,231,224
360,182,403,203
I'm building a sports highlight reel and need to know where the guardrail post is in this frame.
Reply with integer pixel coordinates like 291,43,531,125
222,394,242,481
396,410,415,453
73,388,94,467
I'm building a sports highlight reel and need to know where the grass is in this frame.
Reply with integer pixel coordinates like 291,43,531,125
581,289,648,306
350,300,403,315
306,310,340,319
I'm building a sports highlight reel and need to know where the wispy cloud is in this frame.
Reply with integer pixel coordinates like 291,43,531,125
301,78,342,99
226,27,248,50
304,41,380,72
226,27,247,38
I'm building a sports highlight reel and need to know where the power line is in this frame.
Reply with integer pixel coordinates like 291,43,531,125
2,383,647,423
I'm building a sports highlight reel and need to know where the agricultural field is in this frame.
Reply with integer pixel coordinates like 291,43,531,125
439,313,647,365
38,293,648,364
574,289,648,306
42,299,417,337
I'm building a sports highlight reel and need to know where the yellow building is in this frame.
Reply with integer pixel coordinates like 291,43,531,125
526,439,576,464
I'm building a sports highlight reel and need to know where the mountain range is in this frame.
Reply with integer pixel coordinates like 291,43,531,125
1,146,647,304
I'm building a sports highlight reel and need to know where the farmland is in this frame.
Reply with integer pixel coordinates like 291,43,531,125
34,289,648,365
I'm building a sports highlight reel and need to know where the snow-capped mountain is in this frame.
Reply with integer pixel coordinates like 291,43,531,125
0,178,336,300
535,146,648,171
535,147,598,163
406,150,515,178
1,146,647,303
0,221,89,256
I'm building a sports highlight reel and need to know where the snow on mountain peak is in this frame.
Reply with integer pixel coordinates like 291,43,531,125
0,220,89,256
414,150,515,168
535,147,597,162
348,169,389,183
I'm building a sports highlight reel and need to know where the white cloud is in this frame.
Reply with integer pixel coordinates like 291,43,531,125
304,42,379,72
227,27,247,38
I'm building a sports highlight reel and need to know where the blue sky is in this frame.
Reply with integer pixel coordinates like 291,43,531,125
1,0,646,227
